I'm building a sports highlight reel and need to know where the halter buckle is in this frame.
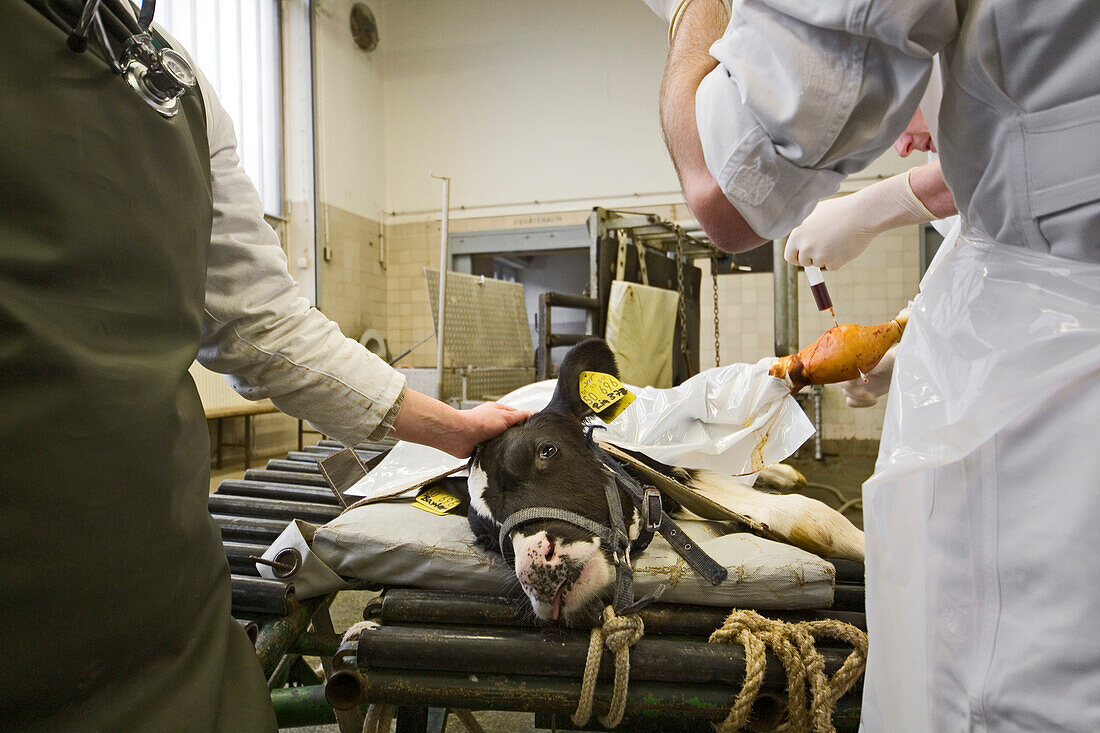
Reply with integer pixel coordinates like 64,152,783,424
642,486,662,531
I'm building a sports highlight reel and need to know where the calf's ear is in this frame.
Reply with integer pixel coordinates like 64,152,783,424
545,338,620,419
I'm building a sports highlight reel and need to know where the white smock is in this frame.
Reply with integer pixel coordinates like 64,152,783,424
918,56,961,288
157,25,406,445
694,1,1100,728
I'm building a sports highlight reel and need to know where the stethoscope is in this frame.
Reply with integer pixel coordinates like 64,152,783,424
66,0,196,118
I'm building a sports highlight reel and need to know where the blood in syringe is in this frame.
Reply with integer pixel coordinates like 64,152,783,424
810,281,833,310
805,267,839,326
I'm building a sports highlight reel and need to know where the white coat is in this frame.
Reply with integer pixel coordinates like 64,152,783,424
162,28,406,444
696,1,1100,729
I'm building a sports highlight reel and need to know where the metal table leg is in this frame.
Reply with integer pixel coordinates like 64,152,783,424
396,706,429,733
395,706,448,733
312,606,366,733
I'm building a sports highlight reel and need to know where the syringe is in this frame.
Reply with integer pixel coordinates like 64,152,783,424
805,266,838,328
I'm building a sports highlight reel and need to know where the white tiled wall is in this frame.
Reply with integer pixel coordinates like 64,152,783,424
382,211,598,369
384,220,442,367
318,204,388,345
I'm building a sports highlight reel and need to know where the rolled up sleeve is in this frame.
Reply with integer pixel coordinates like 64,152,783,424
194,69,404,446
696,0,957,239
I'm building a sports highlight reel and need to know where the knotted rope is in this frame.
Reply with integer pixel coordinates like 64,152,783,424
572,606,646,729
708,609,868,733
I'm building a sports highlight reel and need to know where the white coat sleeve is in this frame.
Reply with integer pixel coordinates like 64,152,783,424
194,69,405,446
695,0,957,240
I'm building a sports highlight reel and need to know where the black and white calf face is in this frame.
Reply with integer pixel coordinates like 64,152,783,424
466,341,869,623
467,339,639,625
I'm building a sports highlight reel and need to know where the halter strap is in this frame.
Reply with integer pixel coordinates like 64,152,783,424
497,481,639,612
592,445,729,587
495,447,728,614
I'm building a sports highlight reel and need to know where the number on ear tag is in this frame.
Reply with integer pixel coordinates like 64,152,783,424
414,486,462,515
579,371,636,423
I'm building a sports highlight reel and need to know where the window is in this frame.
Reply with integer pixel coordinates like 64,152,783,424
155,0,284,217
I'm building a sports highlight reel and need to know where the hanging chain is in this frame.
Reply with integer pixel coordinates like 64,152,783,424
711,250,721,367
675,228,688,358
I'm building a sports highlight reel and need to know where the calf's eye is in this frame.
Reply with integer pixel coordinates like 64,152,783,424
537,443,557,460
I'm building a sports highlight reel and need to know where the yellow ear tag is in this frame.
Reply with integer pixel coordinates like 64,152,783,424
414,486,463,516
579,371,636,423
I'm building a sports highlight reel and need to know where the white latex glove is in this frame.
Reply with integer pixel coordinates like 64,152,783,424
785,170,936,270
842,345,896,408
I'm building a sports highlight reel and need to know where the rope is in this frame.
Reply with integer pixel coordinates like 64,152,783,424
572,606,645,729
708,609,868,733
712,250,721,367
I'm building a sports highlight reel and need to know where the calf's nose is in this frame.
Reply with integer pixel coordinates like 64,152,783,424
542,535,556,561
521,531,558,565
512,530,569,587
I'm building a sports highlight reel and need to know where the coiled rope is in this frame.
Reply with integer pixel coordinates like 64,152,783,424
571,606,867,731
709,609,868,733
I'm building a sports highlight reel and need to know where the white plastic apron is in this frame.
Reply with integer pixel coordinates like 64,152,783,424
860,235,1100,731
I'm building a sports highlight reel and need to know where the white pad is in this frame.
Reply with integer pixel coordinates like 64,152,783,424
605,280,680,388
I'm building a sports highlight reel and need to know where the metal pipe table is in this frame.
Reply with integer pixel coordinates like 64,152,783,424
213,442,865,732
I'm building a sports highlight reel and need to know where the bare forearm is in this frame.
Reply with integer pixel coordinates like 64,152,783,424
659,0,765,252
389,389,464,452
910,159,957,219
659,0,727,183
389,389,531,459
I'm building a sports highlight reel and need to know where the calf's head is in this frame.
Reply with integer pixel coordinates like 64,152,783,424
468,339,641,625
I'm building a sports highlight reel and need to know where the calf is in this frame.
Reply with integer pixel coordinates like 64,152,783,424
467,338,863,626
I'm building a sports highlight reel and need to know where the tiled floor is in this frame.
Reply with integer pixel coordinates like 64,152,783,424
209,462,248,494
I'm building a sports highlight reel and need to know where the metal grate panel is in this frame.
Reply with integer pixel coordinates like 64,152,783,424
441,367,536,402
425,270,534,369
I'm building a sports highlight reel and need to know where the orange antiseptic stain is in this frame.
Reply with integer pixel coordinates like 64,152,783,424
731,428,770,477
751,431,767,472
771,320,902,388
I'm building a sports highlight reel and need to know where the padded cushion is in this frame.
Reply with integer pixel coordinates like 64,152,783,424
294,502,835,608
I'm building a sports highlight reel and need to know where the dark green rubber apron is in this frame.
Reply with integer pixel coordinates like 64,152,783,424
0,3,275,730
